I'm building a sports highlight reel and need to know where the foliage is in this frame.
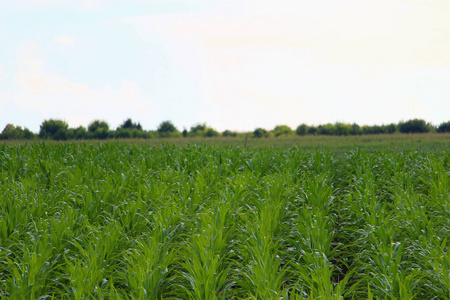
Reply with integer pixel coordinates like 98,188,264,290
157,121,178,137
188,123,219,138
39,119,69,140
118,118,142,131
69,126,87,140
437,121,450,133
1,144,449,298
87,120,110,139
253,128,268,138
317,123,336,135
0,124,35,140
296,124,309,136
204,128,219,137
398,118,433,133
222,130,237,137
272,125,293,137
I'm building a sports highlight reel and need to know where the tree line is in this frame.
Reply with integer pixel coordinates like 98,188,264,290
1,118,450,141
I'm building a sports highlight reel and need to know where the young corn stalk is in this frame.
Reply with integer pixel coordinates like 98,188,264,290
179,201,234,299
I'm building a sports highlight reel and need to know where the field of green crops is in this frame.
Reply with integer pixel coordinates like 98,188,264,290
1,143,450,299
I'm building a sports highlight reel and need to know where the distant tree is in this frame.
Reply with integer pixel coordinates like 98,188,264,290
23,128,35,140
39,119,69,140
158,121,178,137
272,125,293,137
182,128,188,137
253,128,268,138
335,123,352,136
350,123,361,135
70,126,87,139
438,121,450,133
189,123,207,136
222,130,237,137
88,120,110,139
118,118,143,131
204,128,219,137
398,119,433,134
307,126,317,135
383,123,397,134
0,124,34,140
88,120,109,133
296,124,309,136
317,123,336,135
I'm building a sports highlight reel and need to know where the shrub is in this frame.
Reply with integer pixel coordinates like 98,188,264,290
253,128,268,138
39,119,69,140
437,121,450,133
272,125,293,137
118,118,143,131
222,130,237,137
158,121,178,137
317,123,336,135
398,119,433,134
296,124,309,136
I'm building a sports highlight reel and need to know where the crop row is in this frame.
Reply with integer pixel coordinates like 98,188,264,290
1,143,449,299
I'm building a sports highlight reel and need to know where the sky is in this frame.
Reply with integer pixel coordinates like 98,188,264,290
1,0,450,133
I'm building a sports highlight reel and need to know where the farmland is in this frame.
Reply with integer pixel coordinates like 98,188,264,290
1,143,450,299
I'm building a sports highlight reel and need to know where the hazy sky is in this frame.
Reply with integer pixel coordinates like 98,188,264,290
1,0,450,132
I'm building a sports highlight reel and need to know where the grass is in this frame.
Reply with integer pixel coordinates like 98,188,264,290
1,142,450,298
3,133,450,152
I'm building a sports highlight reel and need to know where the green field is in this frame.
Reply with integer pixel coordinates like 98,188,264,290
1,143,450,299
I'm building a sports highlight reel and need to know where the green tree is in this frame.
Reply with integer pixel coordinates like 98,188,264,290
335,123,352,136
398,119,433,134
351,123,361,135
0,124,34,140
253,128,268,138
189,123,207,137
296,124,309,136
438,121,450,133
39,119,69,140
222,130,237,137
118,118,142,131
272,125,293,137
69,126,87,139
88,120,110,139
158,121,178,137
317,123,336,135
204,128,219,137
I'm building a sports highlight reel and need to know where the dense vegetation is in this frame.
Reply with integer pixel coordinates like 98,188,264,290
1,118,450,141
1,143,450,299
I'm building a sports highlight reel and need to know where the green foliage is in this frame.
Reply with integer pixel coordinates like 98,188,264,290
88,120,109,133
188,123,219,138
39,119,69,140
398,118,434,133
157,121,178,137
0,144,450,298
222,130,237,137
317,123,336,135
87,120,110,139
69,126,87,140
0,124,35,140
437,121,450,133
253,128,268,138
296,124,309,136
204,128,219,137
272,125,293,137
118,118,142,131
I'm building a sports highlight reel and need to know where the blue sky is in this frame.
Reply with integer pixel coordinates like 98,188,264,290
1,0,450,133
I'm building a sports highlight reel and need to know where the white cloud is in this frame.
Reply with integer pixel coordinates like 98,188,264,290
55,36,74,45
13,43,156,130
